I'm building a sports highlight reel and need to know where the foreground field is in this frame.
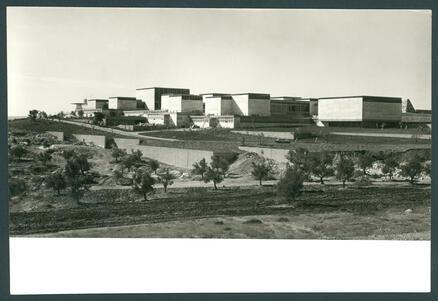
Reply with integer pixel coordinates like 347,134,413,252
11,185,431,239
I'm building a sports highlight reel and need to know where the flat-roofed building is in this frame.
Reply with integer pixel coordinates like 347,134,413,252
109,97,138,110
204,95,234,116
71,99,108,117
136,87,190,111
161,94,203,113
270,97,309,116
230,93,271,116
317,95,402,127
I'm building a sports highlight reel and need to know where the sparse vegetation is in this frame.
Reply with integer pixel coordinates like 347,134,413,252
45,171,67,196
335,155,355,188
277,166,306,202
157,169,176,193
192,158,208,180
308,151,335,184
400,154,425,185
132,169,155,201
251,158,275,185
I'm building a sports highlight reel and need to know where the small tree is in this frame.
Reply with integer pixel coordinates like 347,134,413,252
37,111,48,119
192,158,208,180
158,169,176,193
64,154,91,204
149,159,160,175
132,170,155,201
9,145,28,161
381,152,399,180
335,155,355,188
28,109,39,122
400,154,424,185
211,154,230,176
356,151,375,175
308,151,335,184
286,147,311,173
46,171,67,196
93,112,105,125
37,150,53,166
251,159,274,185
277,166,306,202
78,110,84,118
111,146,127,163
204,166,224,190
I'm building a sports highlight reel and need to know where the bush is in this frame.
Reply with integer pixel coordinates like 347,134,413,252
277,166,306,202
354,176,373,187
9,177,27,196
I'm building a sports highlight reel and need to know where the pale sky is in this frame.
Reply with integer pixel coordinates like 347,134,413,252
7,7,431,116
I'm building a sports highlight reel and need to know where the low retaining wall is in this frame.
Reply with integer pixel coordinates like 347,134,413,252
72,134,106,148
114,138,213,168
239,146,289,163
114,138,140,149
232,130,294,140
46,131,64,141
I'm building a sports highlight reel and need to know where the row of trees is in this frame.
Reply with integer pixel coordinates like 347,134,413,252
189,148,431,202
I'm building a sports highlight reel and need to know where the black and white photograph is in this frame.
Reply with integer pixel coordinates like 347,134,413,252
4,4,433,295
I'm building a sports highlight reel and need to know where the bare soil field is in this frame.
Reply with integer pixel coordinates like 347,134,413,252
10,185,431,239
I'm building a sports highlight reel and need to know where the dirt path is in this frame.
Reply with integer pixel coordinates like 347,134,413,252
330,131,431,140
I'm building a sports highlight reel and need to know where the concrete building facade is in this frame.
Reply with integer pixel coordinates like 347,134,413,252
204,95,234,116
270,97,310,116
161,94,203,113
317,96,402,127
136,87,190,111
231,93,271,116
108,97,138,110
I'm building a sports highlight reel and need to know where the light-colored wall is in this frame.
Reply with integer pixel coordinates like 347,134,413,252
46,131,64,141
318,97,363,121
136,89,155,110
108,98,118,109
204,97,222,115
113,138,213,169
362,101,401,121
231,95,270,116
232,95,249,115
217,116,238,128
239,146,289,163
163,96,203,113
72,134,106,148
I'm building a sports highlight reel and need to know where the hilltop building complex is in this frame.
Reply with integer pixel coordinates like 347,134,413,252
71,85,431,129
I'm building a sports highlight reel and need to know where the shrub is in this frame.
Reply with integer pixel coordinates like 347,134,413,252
45,171,67,195
9,177,27,197
400,154,424,184
277,166,306,202
132,169,155,201
157,168,176,193
192,158,208,180
9,145,28,160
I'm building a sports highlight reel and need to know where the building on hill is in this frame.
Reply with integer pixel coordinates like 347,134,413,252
230,93,271,116
71,99,108,117
108,96,139,110
136,87,190,111
204,95,235,116
317,95,402,127
161,94,204,113
270,97,309,117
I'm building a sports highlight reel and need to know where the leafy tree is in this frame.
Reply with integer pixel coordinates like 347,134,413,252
211,154,230,176
70,111,77,117
37,150,52,166
149,159,160,175
277,166,306,202
158,169,176,193
9,145,28,161
400,154,424,185
286,147,311,173
78,110,84,118
308,151,335,184
335,155,355,188
57,111,65,119
37,111,48,119
204,166,224,190
93,112,105,125
9,177,27,197
251,158,275,185
356,151,375,175
381,152,400,180
64,154,92,203
28,109,39,122
45,171,67,195
192,158,208,180
111,146,127,163
132,169,155,201
121,150,144,174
